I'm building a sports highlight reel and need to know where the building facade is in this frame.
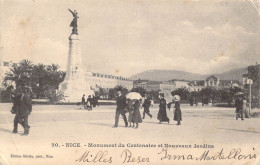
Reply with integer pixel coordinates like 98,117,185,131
87,72,133,91
247,64,260,108
133,80,176,92
189,75,241,91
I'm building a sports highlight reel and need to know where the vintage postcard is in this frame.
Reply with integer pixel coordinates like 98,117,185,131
0,0,260,164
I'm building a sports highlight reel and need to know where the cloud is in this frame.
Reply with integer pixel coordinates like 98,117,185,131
0,0,259,77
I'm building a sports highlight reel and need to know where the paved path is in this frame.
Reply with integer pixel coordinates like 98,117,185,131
0,103,260,165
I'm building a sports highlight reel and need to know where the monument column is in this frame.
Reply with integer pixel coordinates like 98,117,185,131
59,9,93,102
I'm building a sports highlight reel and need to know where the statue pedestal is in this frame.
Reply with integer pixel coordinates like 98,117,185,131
59,34,94,102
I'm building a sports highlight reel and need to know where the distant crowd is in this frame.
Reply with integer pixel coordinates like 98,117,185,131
80,95,99,110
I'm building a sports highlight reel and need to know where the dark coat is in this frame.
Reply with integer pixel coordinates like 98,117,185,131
157,98,169,122
11,93,22,114
235,98,243,113
82,97,85,103
142,99,151,108
116,95,127,113
132,101,142,123
19,94,32,118
127,99,135,122
174,102,182,121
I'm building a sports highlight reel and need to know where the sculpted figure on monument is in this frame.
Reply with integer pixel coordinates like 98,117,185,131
68,8,79,34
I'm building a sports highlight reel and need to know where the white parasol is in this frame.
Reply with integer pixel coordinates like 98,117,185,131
126,92,142,100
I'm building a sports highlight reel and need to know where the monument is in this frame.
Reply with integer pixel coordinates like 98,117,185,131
59,9,94,102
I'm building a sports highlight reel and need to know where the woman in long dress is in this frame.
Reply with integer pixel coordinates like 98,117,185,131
174,101,182,125
157,94,169,124
127,99,135,127
132,99,142,128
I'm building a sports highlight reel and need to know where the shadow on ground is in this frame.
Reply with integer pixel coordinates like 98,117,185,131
217,128,260,134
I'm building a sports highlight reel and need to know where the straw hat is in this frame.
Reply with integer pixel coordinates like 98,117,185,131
173,95,181,102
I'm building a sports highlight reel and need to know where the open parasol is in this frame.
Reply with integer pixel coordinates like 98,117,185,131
126,92,142,100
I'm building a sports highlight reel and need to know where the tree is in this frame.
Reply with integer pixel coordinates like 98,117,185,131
95,88,109,99
108,85,128,99
31,64,47,98
4,59,33,88
147,90,160,103
171,87,189,101
45,64,65,95
130,87,147,97
199,87,220,103
3,60,65,99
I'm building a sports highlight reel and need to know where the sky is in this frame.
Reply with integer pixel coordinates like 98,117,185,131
0,0,259,77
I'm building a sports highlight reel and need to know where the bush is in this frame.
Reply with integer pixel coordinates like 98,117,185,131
47,91,65,104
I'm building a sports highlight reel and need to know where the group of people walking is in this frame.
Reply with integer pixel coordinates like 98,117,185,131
81,94,99,110
157,93,182,125
113,90,182,129
10,86,32,135
234,95,250,120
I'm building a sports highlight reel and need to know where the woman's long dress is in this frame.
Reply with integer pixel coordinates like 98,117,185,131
174,102,182,121
157,98,169,122
132,101,142,123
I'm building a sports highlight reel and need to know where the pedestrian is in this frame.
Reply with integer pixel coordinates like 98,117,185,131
235,96,244,120
243,99,249,118
157,93,169,124
173,96,182,125
11,87,23,134
95,96,99,107
19,86,32,135
189,97,194,106
91,95,96,108
132,99,142,128
127,99,134,127
86,95,92,111
194,97,198,106
150,97,154,107
113,90,128,128
142,94,152,119
81,94,86,109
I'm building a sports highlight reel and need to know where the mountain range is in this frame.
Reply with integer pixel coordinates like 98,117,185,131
129,67,248,82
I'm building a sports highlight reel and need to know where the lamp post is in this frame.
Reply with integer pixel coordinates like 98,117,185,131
247,79,253,114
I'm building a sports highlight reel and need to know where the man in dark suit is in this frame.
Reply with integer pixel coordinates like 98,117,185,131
113,90,128,128
142,94,152,119
20,87,32,135
235,96,244,120
11,87,23,133
81,94,86,109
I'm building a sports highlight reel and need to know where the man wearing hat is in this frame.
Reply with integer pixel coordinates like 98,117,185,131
81,94,86,109
142,94,152,119
113,90,128,128
235,95,244,120
20,86,32,135
173,95,182,125
11,86,23,133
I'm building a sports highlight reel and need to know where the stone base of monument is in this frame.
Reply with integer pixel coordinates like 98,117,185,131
60,79,94,103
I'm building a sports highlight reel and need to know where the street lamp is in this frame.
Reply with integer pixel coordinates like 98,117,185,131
247,79,253,114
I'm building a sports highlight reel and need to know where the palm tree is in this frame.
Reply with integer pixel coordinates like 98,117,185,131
47,64,59,72
19,59,33,72
3,65,23,87
31,64,47,98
